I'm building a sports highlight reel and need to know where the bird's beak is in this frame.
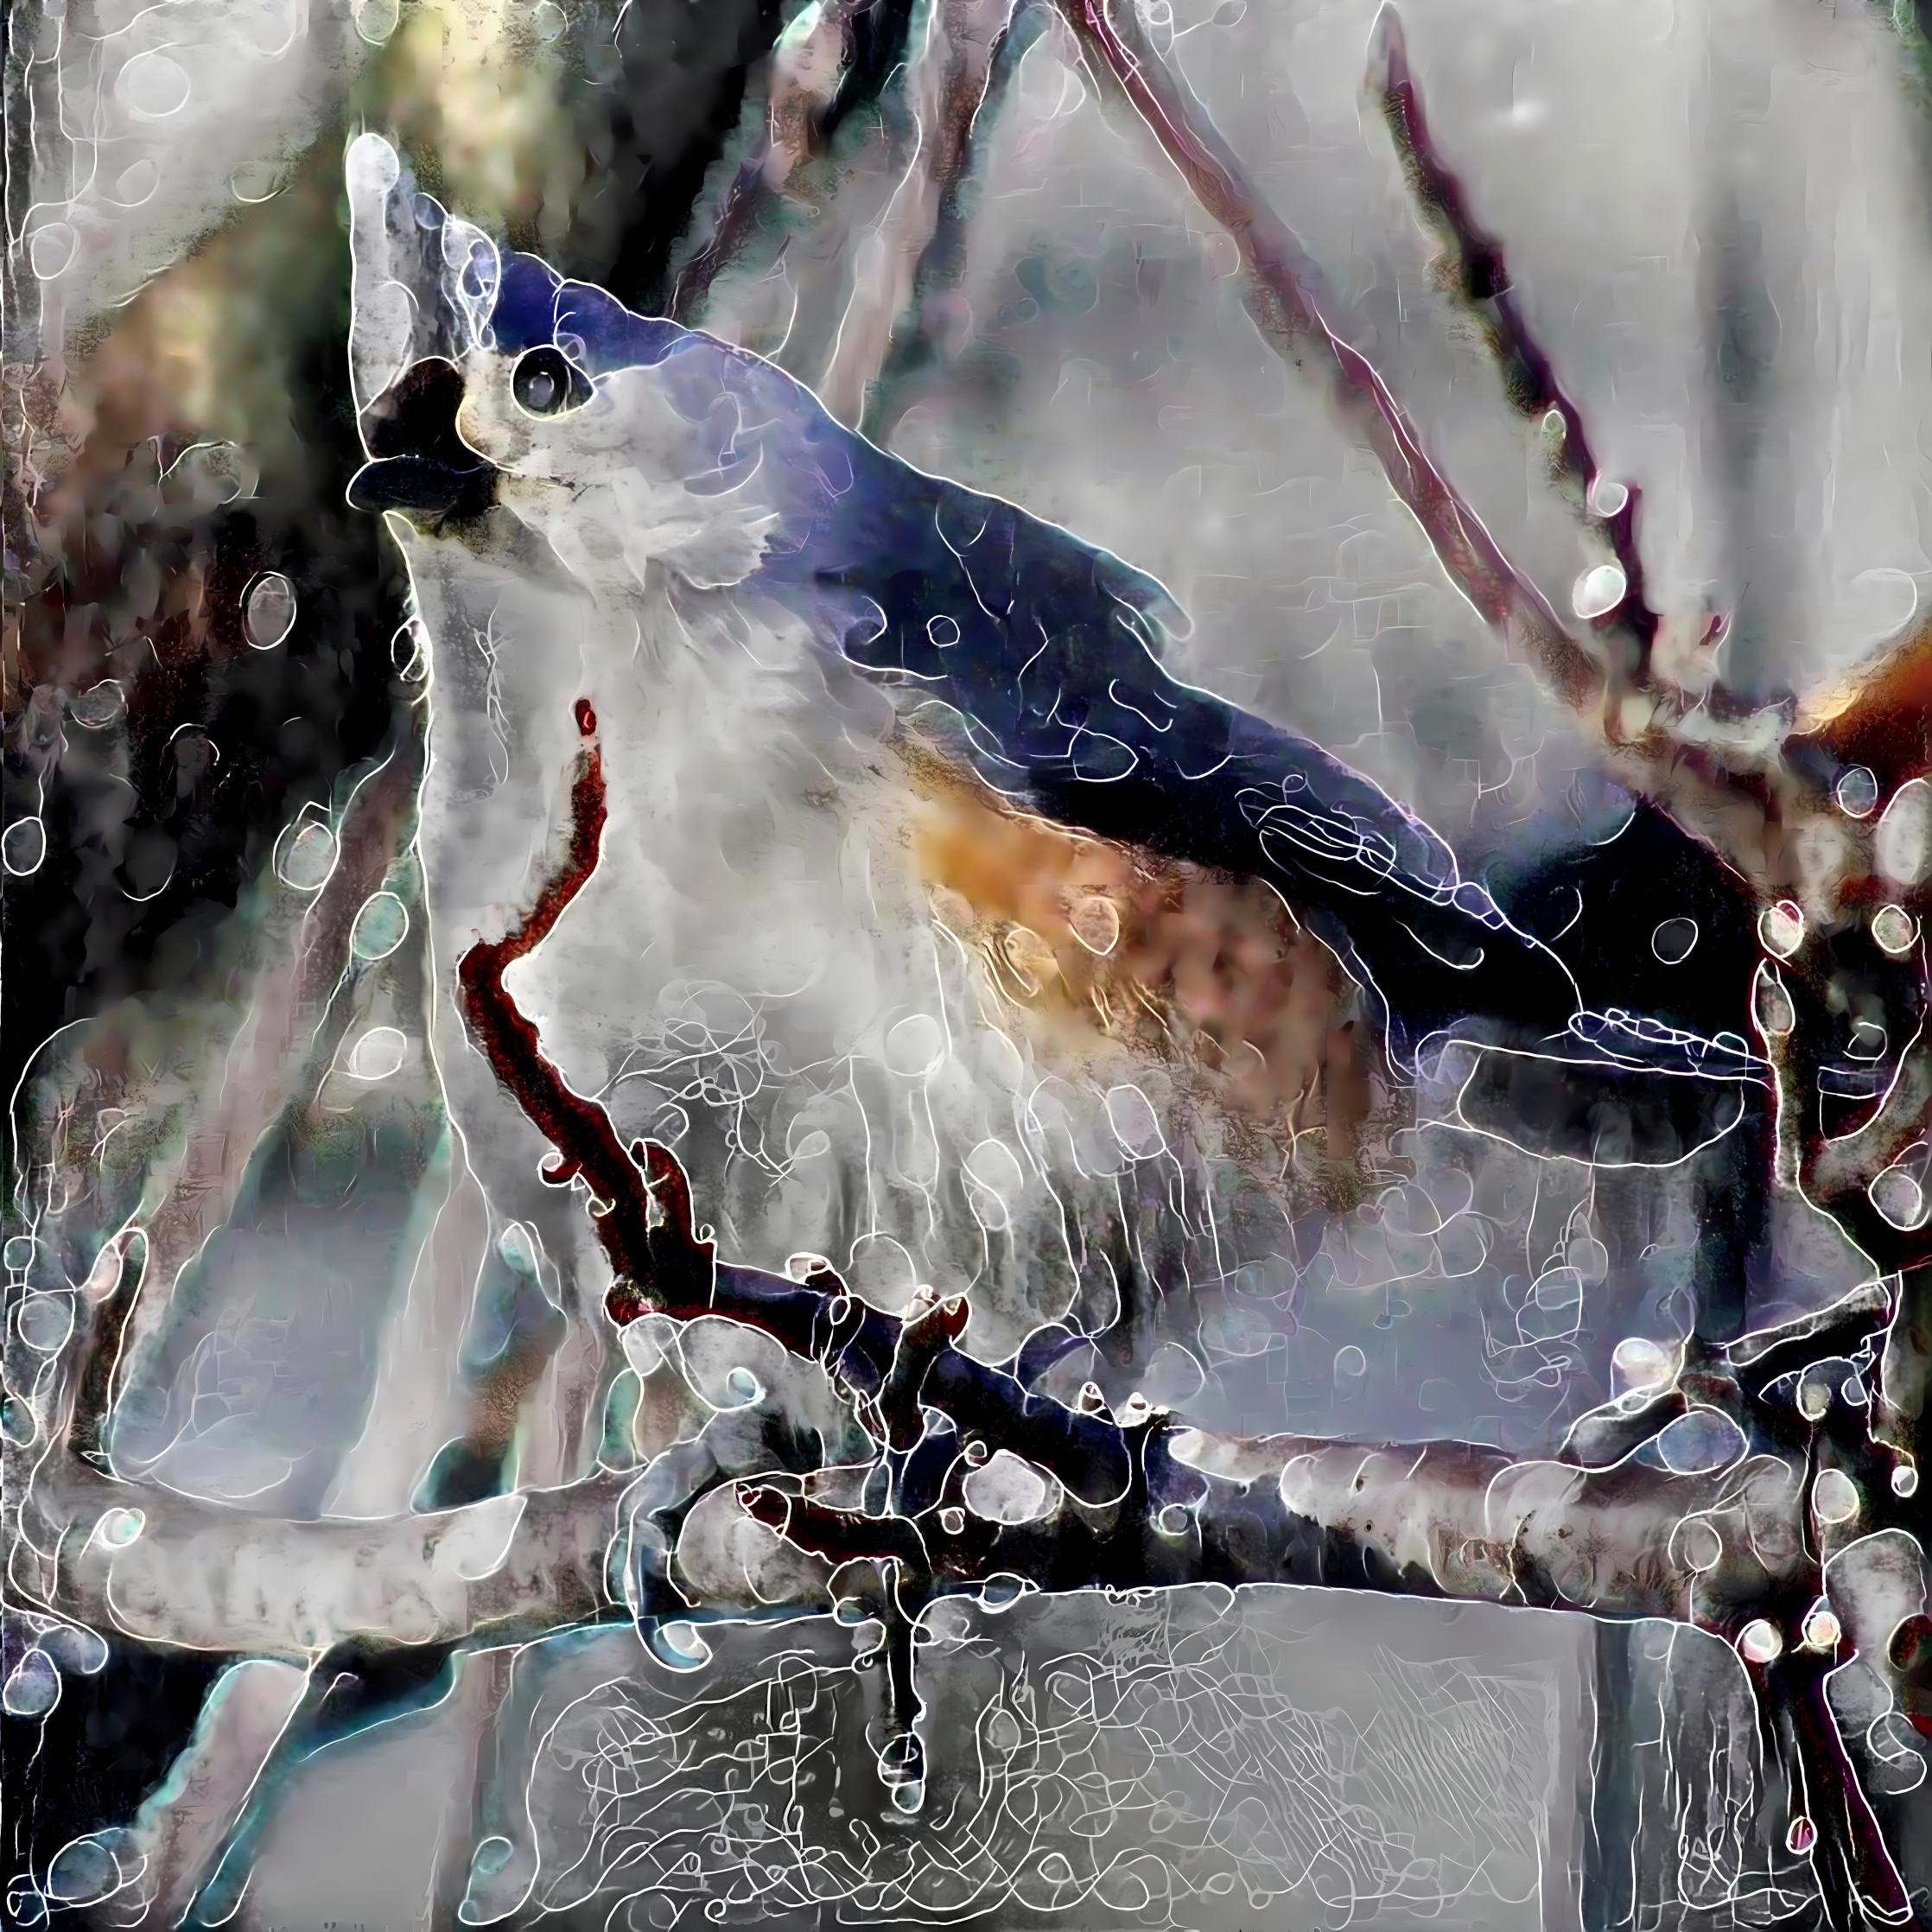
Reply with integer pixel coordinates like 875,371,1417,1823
344,134,501,523
346,452,492,518
346,357,496,521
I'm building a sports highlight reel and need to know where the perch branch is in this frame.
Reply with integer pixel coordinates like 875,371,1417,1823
458,704,1918,1919
10,700,1926,1924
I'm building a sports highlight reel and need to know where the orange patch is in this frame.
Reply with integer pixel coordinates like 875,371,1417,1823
1794,618,1932,798
899,738,1401,1205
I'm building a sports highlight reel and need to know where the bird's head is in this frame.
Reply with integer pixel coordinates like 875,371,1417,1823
344,133,796,603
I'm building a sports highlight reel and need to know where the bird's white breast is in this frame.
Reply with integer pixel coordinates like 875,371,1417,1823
396,494,1111,1358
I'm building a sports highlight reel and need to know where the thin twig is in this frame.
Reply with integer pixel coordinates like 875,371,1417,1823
1051,0,1601,709
1370,6,1661,679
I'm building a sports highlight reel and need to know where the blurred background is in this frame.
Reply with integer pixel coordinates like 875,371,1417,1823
6,0,1931,1921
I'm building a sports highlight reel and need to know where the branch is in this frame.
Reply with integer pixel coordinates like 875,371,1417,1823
12,687,1924,1919
1370,7,1662,678
667,0,878,324
858,0,1052,442
444,702,1920,1918
1050,0,1599,709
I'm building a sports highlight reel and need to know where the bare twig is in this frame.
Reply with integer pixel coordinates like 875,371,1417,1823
1050,0,1599,709
448,701,1922,1915
1369,6,1662,680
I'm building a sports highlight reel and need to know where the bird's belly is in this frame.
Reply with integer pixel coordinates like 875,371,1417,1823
515,654,942,1131
403,550,1087,1348
401,541,1369,1368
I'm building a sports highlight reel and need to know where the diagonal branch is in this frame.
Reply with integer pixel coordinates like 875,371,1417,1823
669,0,882,324
448,699,1919,1916
1050,0,1600,710
11,696,1924,1921
1369,6,1662,679
858,0,1052,442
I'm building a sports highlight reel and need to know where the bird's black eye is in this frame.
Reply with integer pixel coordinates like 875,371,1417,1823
512,345,589,417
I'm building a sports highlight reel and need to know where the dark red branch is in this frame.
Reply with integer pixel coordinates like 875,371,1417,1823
454,702,678,1300
452,702,1132,1503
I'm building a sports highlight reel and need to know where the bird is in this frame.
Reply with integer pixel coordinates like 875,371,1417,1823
341,132,1767,1474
